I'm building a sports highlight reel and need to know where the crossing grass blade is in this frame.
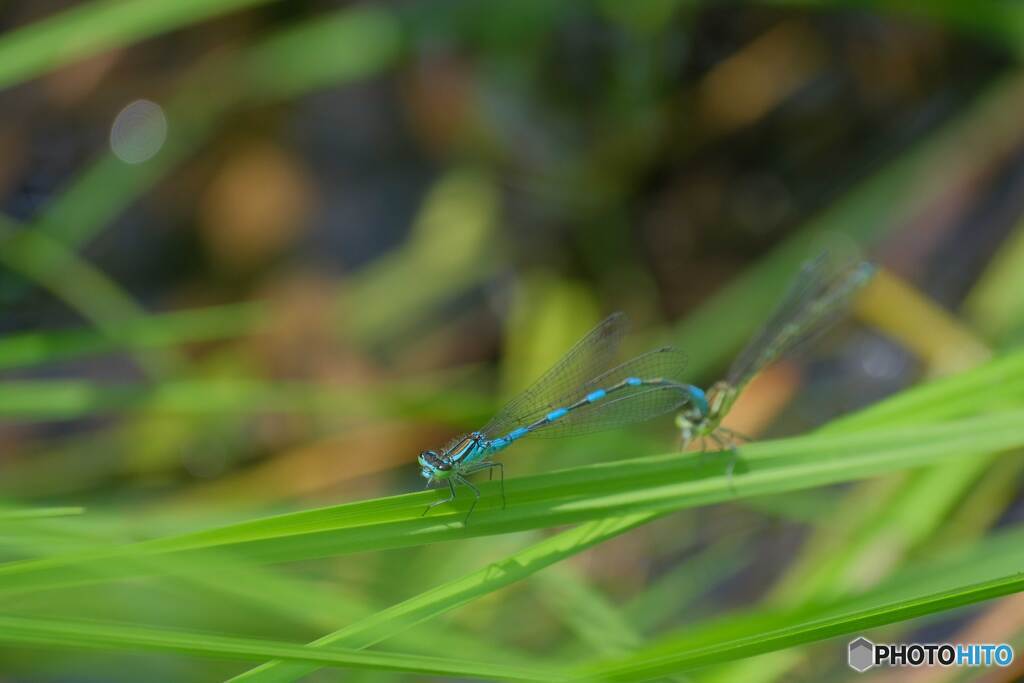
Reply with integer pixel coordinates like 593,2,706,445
573,523,1024,681
229,514,648,682
0,614,561,682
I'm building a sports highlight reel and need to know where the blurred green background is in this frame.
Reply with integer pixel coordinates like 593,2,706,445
3,1,1024,682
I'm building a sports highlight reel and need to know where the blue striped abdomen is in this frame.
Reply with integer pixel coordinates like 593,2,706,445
487,375,696,448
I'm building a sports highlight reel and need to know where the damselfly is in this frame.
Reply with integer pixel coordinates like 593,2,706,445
418,313,701,522
676,251,876,451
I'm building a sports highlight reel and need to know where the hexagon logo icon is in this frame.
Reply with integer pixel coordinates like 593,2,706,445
848,637,875,672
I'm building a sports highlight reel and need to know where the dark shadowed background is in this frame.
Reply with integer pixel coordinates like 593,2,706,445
1,2,1024,682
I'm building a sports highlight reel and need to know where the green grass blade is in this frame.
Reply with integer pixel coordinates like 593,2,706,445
622,536,752,634
576,523,1024,680
0,216,180,375
0,513,520,669
0,303,264,371
535,567,643,656
0,507,84,521
0,377,481,422
822,348,1024,432
0,0,281,90
242,7,401,100
230,514,649,683
0,408,1021,596
229,347,1024,681
0,614,559,681
144,410,1024,556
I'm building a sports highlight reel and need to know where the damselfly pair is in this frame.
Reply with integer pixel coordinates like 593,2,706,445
418,252,877,522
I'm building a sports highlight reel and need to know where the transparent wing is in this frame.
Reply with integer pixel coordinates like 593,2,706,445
481,312,629,439
725,251,876,390
495,347,692,439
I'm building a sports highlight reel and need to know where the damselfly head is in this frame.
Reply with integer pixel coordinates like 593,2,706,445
417,450,452,481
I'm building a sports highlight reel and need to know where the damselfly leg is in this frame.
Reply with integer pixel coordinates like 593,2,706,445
455,475,481,524
718,427,752,444
464,460,505,510
422,479,458,517
421,475,482,525
709,431,741,494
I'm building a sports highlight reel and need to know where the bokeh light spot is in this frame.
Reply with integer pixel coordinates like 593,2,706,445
109,99,167,164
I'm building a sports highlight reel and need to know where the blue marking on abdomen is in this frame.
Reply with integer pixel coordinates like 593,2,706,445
686,385,709,416
507,427,529,442
546,407,568,421
585,388,606,402
625,377,642,386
